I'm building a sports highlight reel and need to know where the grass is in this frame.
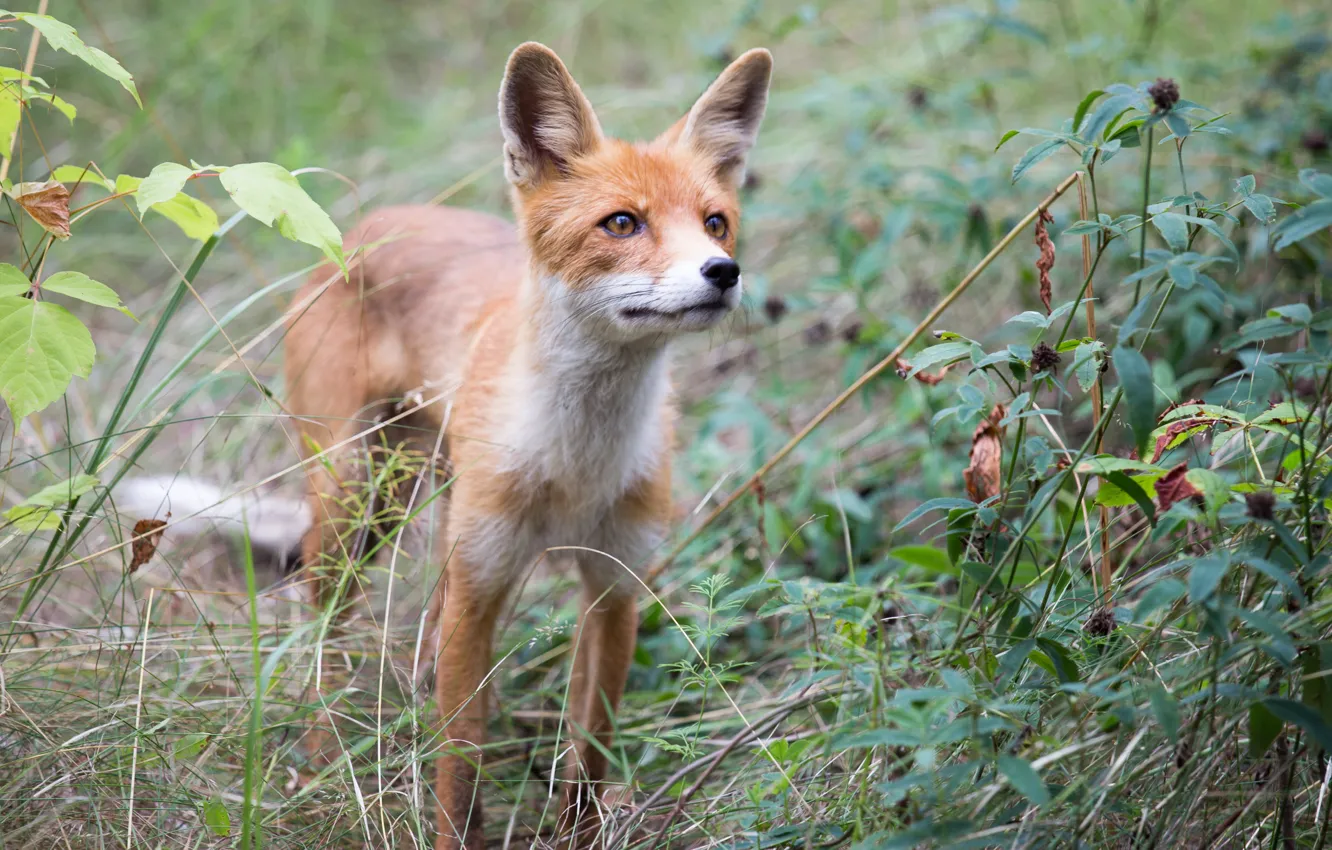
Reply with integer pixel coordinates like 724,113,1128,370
2,0,1332,848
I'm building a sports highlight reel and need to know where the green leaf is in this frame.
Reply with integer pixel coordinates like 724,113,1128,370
1265,698,1332,755
134,163,194,215
2,12,140,105
905,341,972,376
203,799,231,837
1071,340,1106,392
889,544,955,575
997,755,1049,805
50,164,111,190
0,263,29,297
121,173,218,241
1151,212,1189,253
893,498,975,532
26,90,75,122
1273,199,1332,251
1113,345,1155,458
1300,169,1332,199
0,296,94,422
4,472,97,531
173,732,208,761
0,81,20,148
1234,175,1256,196
1148,684,1180,742
1081,94,1136,143
1034,637,1080,683
1188,553,1228,603
1011,139,1065,184
1099,471,1157,526
995,129,1019,151
40,271,134,319
1249,701,1282,759
218,163,346,272
1162,111,1190,140
1071,89,1105,138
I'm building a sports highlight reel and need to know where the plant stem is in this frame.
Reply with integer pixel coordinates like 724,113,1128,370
1135,124,1155,305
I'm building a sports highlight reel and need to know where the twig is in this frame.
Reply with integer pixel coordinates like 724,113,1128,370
645,171,1082,584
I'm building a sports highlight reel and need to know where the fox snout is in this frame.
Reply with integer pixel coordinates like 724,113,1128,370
700,257,741,290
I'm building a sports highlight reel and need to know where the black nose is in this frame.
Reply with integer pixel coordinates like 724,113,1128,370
700,257,741,290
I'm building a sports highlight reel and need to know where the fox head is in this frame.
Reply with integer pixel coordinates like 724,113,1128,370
499,42,771,343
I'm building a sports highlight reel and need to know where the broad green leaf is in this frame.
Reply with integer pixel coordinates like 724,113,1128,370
218,162,346,272
1081,93,1136,143
0,79,20,146
1113,345,1156,457
1011,139,1064,184
51,164,111,190
905,341,972,376
1033,637,1080,683
2,12,140,105
893,498,975,532
1249,701,1282,759
1300,169,1332,199
40,271,134,319
203,799,231,837
1273,199,1332,251
1185,467,1230,516
119,173,217,241
998,755,1049,805
0,263,29,297
1135,577,1185,620
1151,212,1189,253
1265,698,1332,755
26,90,74,122
889,545,954,575
1234,175,1256,196
0,296,95,421
1188,553,1228,603
1071,340,1106,392
3,473,97,531
134,163,193,214
1097,470,1157,525
1162,111,1190,140
1148,684,1180,742
1071,89,1105,138
173,732,208,760
1241,193,1276,224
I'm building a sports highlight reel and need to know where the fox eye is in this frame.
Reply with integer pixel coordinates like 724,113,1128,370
601,212,640,237
704,214,728,240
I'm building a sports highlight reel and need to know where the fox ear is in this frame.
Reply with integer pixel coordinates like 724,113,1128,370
499,42,603,189
672,49,772,185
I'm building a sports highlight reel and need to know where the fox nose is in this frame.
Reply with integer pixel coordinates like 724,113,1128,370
700,257,741,291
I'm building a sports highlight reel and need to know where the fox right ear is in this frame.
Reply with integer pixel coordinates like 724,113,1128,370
499,43,603,189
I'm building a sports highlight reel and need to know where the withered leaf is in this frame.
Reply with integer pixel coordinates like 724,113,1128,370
129,516,168,573
1035,209,1055,314
10,179,71,240
895,358,953,386
1150,416,1220,463
964,404,1007,503
1155,464,1202,513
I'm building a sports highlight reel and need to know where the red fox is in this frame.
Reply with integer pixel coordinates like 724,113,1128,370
283,42,771,848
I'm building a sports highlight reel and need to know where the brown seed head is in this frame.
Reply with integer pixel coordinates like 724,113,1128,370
1149,78,1180,112
1031,341,1061,374
1245,490,1276,521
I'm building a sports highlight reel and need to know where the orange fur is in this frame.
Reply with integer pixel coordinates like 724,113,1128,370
284,42,771,849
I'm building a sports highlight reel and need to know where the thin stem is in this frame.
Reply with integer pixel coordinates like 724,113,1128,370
1135,124,1155,305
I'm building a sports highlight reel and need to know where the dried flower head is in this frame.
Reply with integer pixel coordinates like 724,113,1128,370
1084,607,1117,637
1149,78,1180,112
1031,341,1061,373
763,295,788,323
1245,490,1276,521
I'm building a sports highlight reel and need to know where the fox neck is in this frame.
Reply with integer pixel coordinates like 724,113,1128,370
499,273,672,504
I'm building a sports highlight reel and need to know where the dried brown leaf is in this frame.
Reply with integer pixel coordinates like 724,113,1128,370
1155,464,1202,513
1035,209,1055,314
11,179,71,240
1150,417,1220,463
964,404,1007,503
895,358,954,386
129,516,168,573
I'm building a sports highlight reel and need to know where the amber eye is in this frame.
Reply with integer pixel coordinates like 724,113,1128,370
704,214,728,240
602,212,640,237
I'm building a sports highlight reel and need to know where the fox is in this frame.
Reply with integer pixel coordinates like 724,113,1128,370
283,42,772,849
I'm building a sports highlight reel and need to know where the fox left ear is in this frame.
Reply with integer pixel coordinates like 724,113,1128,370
668,49,772,186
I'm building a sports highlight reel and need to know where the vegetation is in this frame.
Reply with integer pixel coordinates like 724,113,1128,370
1,1,1331,847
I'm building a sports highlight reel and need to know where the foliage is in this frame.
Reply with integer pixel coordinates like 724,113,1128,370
1,2,1331,849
